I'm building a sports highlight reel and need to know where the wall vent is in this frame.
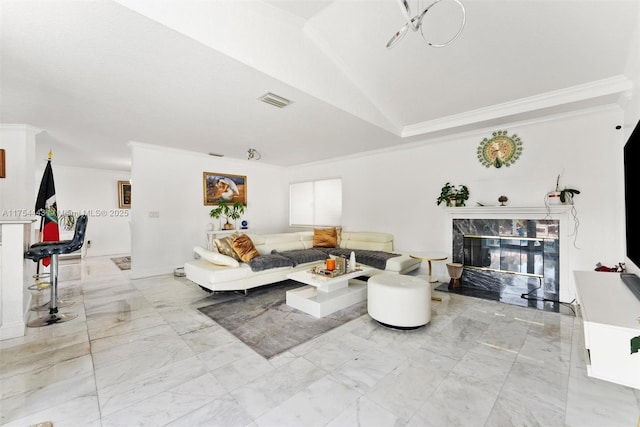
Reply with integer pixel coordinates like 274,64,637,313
258,92,293,108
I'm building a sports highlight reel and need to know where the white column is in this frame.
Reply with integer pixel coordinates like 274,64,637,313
0,124,40,339
0,219,36,340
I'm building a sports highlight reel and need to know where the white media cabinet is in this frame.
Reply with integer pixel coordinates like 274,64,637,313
574,270,640,389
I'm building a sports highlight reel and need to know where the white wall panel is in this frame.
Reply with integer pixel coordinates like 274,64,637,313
41,106,624,302
43,165,132,257
287,107,625,300
130,142,288,278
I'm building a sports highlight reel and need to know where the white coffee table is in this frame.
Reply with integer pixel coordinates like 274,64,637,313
286,267,373,318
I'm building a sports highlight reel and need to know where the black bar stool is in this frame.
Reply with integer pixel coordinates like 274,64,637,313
24,215,88,327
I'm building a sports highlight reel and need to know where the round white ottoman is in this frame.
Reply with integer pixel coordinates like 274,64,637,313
367,274,431,329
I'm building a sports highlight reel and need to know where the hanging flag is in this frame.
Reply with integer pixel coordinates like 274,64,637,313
35,153,59,266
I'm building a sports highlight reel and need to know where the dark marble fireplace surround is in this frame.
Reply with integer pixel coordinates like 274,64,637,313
442,218,563,312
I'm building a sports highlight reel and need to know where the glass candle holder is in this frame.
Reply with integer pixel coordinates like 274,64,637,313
326,258,336,271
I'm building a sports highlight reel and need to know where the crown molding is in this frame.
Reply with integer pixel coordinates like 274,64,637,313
0,124,42,134
402,75,632,138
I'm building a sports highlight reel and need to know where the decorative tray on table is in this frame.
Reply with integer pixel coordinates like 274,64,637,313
309,266,362,278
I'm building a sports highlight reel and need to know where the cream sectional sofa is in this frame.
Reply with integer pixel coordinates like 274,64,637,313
184,231,420,293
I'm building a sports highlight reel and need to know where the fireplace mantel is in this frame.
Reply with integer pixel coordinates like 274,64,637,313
446,205,575,304
447,205,571,218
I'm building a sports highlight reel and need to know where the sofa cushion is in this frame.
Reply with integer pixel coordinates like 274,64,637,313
328,248,400,270
193,246,240,267
385,254,421,273
231,234,260,262
247,253,294,272
256,241,306,255
249,233,307,255
185,258,251,283
313,227,338,248
214,233,242,261
340,232,394,251
274,248,330,267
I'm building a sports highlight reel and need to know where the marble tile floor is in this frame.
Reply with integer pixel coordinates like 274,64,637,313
1,256,638,427
434,283,576,316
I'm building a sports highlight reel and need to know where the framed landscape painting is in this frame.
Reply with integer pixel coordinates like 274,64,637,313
203,172,247,206
118,180,131,208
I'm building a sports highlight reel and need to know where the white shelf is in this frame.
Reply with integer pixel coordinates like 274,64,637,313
446,205,571,217
205,229,239,236
574,270,640,389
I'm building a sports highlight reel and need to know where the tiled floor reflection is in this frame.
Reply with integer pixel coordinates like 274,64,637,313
435,282,576,315
0,256,638,426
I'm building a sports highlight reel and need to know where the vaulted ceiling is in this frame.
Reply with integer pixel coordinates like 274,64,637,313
1,0,638,170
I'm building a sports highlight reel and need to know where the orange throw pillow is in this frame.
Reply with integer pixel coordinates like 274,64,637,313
313,227,337,248
231,234,261,262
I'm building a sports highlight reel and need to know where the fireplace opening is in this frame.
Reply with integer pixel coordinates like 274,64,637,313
463,235,548,278
442,218,563,313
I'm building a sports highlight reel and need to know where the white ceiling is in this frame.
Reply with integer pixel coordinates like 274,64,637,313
1,0,638,170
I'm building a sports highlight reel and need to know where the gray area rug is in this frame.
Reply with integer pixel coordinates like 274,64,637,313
198,281,368,359
110,256,131,271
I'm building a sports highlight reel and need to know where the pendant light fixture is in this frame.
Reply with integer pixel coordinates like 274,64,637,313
386,0,466,49
247,148,261,160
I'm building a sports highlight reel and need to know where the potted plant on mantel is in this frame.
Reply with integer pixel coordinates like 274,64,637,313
547,174,580,248
436,182,470,207
209,201,246,230
547,175,580,205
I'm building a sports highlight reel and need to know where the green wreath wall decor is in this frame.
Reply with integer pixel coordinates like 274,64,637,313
477,130,523,168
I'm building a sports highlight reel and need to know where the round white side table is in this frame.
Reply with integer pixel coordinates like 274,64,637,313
409,252,449,301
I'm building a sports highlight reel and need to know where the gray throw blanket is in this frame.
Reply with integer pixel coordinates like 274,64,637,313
271,249,329,267
247,253,294,272
327,249,400,270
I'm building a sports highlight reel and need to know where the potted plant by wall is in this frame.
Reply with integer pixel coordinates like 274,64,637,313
436,182,456,207
209,203,228,230
226,201,246,230
209,202,246,230
547,175,580,205
455,185,469,206
559,188,580,204
437,182,470,207
546,174,580,247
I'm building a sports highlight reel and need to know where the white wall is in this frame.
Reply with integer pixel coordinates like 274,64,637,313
0,124,39,330
621,6,640,276
35,164,132,257
129,142,288,278
0,125,38,213
1,127,131,257
127,106,625,303
3,107,626,303
287,106,625,301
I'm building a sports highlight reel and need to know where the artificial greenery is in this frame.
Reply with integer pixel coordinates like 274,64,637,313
455,185,470,205
559,188,580,204
209,201,246,228
436,182,470,207
553,174,580,204
550,174,581,248
436,182,455,206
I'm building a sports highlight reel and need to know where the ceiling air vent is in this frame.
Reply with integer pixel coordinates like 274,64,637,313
258,92,293,108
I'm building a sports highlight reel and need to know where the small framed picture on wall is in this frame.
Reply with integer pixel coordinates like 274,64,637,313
118,180,131,208
0,149,5,178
